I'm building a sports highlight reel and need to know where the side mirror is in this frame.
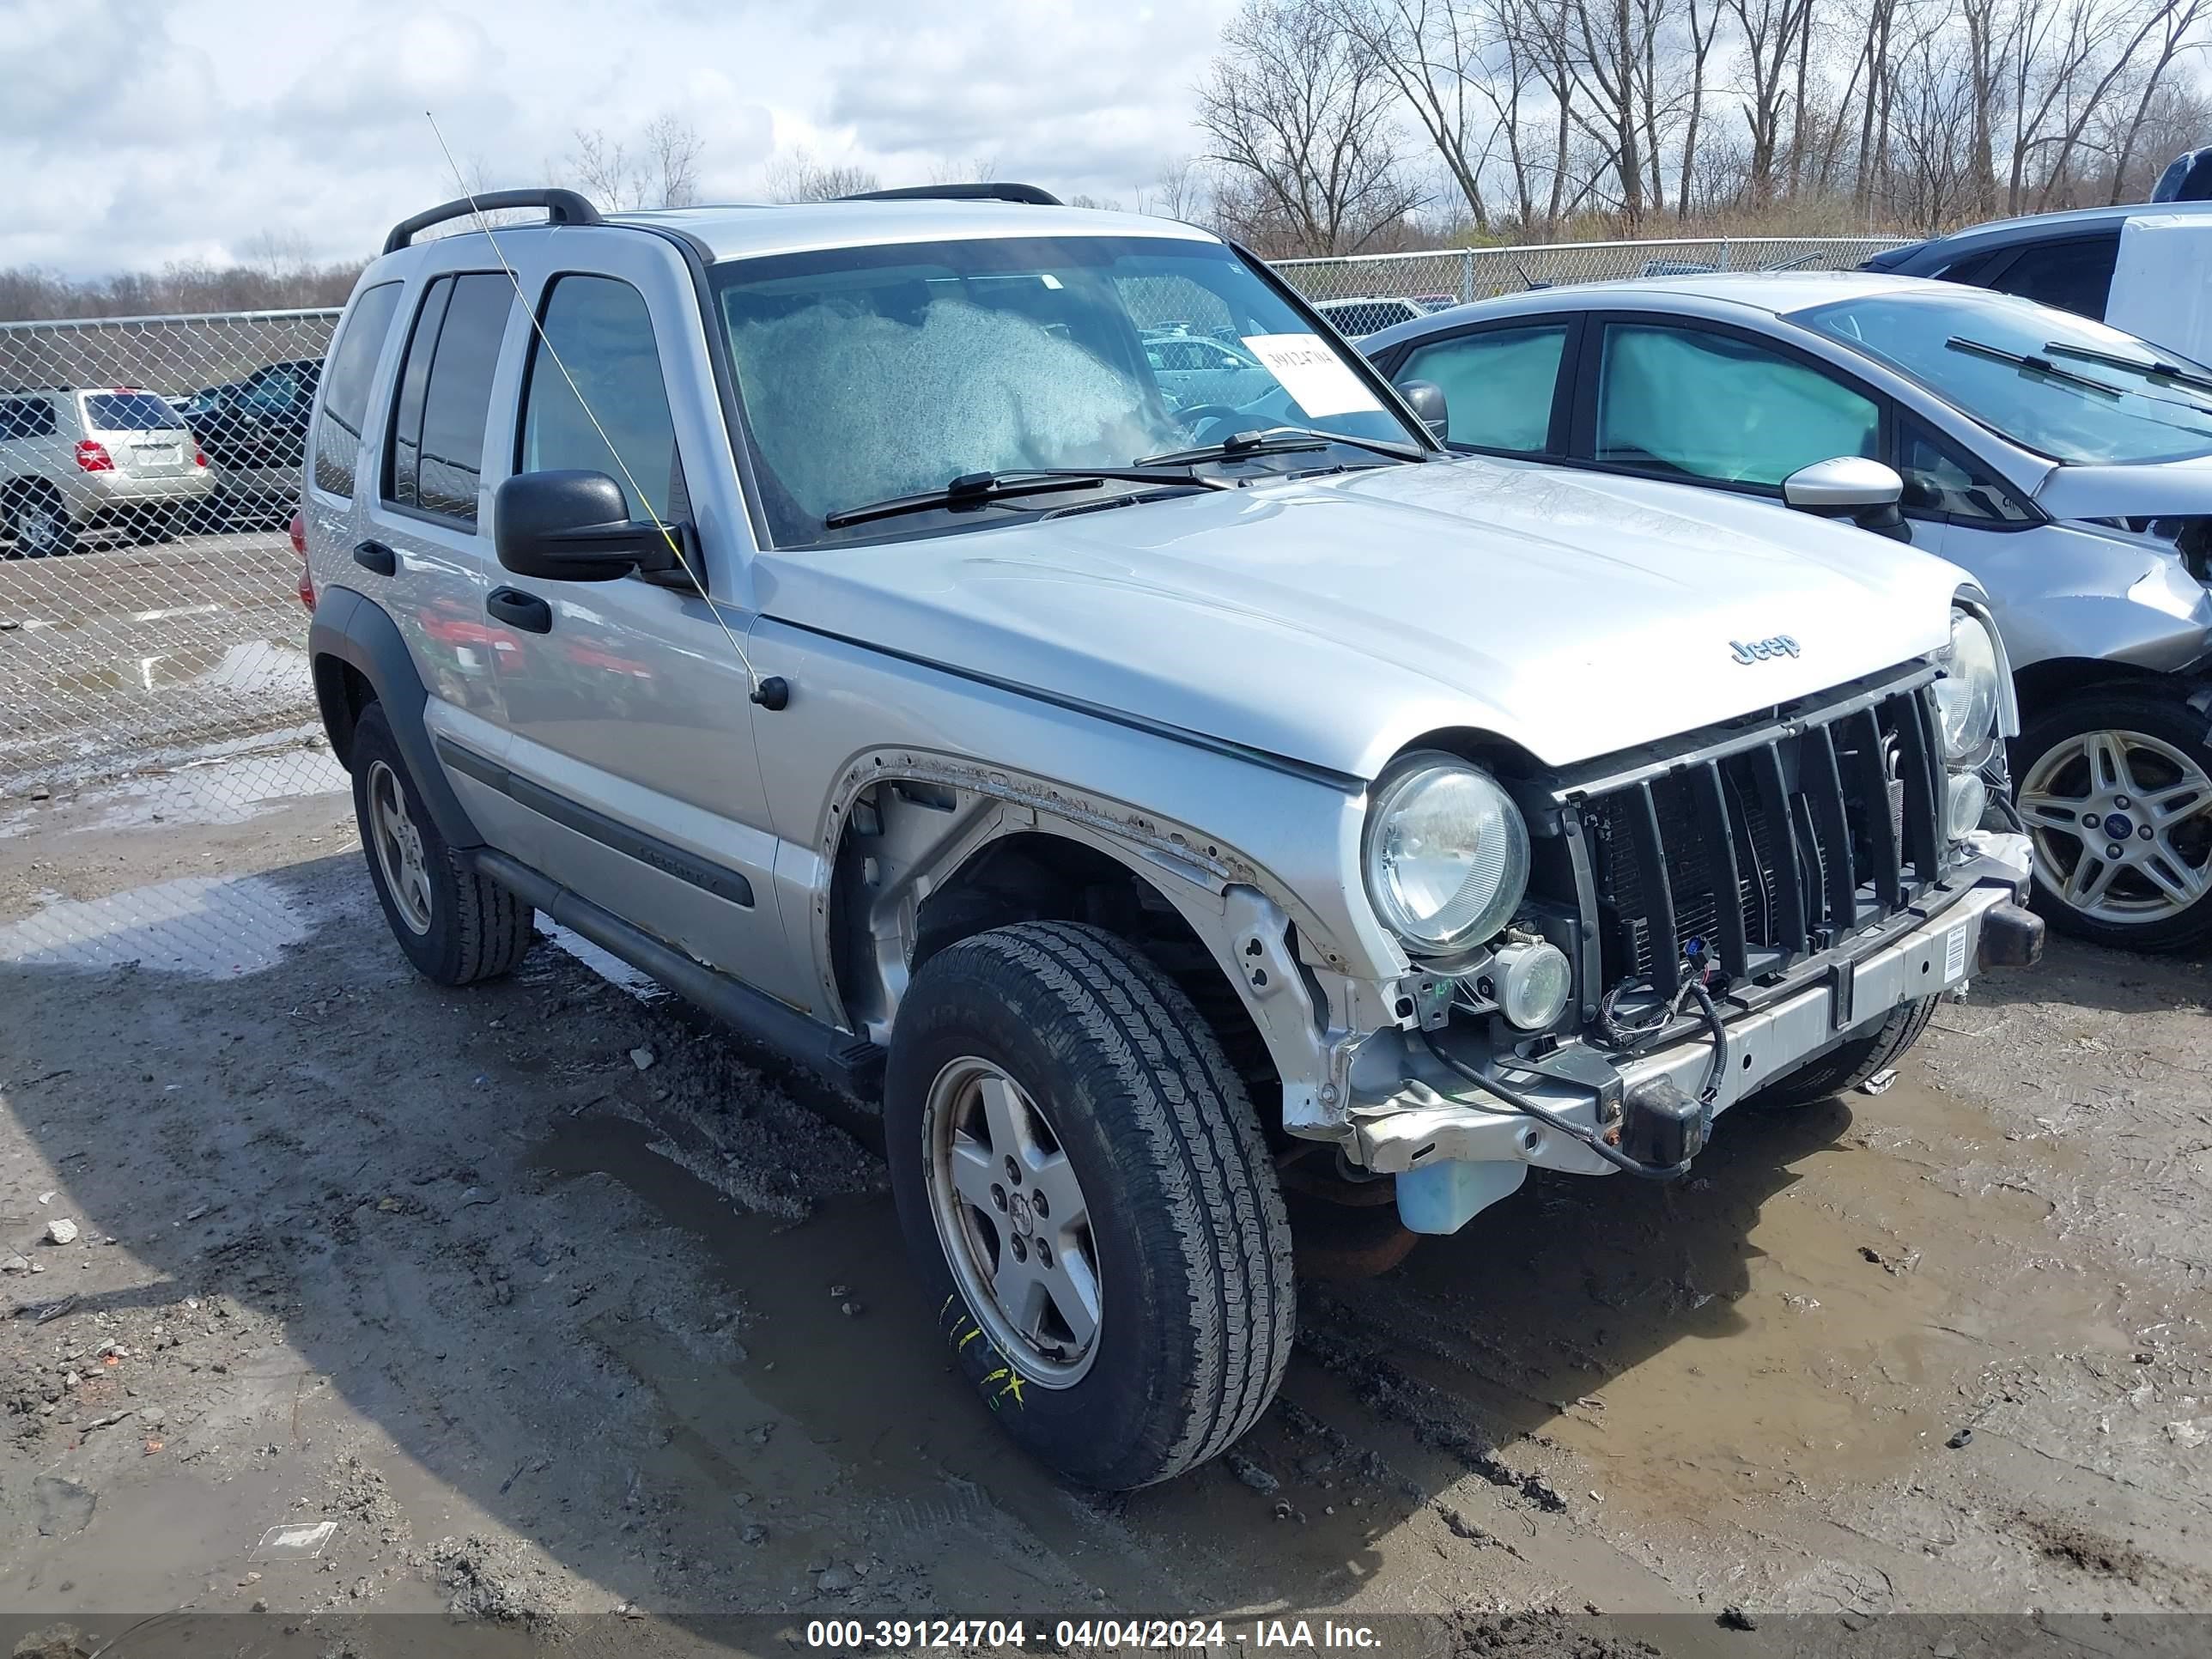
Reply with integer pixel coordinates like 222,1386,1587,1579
1398,379,1450,442
494,470,682,582
1782,456,1909,541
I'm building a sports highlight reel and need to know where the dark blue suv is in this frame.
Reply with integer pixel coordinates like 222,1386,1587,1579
1864,198,2212,324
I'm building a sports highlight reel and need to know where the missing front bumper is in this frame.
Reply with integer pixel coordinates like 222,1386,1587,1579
1350,842,2033,1193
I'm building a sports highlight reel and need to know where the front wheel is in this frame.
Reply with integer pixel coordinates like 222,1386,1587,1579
2013,691,2212,953
886,922,1295,1490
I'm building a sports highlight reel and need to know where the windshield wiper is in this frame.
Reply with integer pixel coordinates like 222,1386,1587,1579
1138,424,1428,468
823,467,1227,530
2041,340,2212,395
1944,336,2122,398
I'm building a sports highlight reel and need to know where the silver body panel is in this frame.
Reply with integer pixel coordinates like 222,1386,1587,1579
305,210,2028,1204
1362,274,2212,680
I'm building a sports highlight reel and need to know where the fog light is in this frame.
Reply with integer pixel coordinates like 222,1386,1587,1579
1493,939,1571,1029
1947,771,1987,839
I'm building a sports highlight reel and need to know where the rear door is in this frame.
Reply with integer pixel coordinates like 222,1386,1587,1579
359,269,538,854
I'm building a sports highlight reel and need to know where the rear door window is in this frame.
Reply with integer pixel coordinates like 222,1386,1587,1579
1392,324,1568,454
314,282,403,495
82,392,185,432
1593,323,1880,487
1984,235,2119,320
384,272,514,523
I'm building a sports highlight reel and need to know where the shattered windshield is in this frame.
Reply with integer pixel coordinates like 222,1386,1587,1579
710,234,1421,546
1797,289,2212,465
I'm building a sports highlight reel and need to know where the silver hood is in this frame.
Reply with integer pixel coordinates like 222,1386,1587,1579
2033,452,2212,520
754,455,1973,781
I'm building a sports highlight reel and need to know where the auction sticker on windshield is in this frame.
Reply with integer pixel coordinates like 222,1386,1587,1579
1240,333,1386,418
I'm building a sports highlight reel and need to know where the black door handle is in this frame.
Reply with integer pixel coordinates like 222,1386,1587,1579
486,586,552,634
352,539,396,575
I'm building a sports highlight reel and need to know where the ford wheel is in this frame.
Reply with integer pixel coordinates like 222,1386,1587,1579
2014,690,2212,953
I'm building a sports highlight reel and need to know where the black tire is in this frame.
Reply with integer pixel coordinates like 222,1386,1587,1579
2012,690,2212,953
349,701,534,986
4,488,74,558
886,921,1295,1490
1747,994,1938,1110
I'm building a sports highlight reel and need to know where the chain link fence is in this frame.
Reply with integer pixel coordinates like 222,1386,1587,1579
1,308,343,829
1273,235,1906,316
0,234,1906,854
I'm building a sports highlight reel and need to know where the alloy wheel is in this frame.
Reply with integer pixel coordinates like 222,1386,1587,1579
2017,728,2212,925
365,759,435,935
923,1055,1103,1388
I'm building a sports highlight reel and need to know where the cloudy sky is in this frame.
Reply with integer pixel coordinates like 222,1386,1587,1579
0,0,1242,276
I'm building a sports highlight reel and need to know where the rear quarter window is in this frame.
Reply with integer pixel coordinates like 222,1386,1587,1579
313,282,404,496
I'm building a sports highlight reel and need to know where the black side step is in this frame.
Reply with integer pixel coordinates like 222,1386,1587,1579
471,848,884,1100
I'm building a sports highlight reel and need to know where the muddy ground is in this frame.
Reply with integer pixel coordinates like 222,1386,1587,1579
3,772,2210,1657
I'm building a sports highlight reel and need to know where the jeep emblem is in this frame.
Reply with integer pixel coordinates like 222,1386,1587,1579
1729,635,1801,664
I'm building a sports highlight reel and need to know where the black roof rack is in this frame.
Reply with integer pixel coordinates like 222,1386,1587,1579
838,182,1064,207
382,189,604,256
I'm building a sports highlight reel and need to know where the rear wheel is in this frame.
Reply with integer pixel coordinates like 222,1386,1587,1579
2014,690,2212,953
5,489,73,558
886,921,1295,1490
349,701,534,986
1748,995,1938,1110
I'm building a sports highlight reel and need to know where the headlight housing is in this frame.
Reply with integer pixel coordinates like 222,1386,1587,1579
1362,755,1529,957
1934,608,2001,766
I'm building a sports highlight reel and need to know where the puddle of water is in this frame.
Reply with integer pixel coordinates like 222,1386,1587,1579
531,1115,1158,1601
0,873,308,978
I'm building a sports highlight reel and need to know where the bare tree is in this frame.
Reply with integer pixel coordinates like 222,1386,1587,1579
1328,0,1500,228
2108,0,2211,199
1726,0,1814,206
562,119,707,210
644,115,703,208
1139,156,1218,222
1674,0,1723,218
763,148,881,201
1198,0,1425,254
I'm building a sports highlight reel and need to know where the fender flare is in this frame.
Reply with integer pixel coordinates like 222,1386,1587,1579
307,585,483,848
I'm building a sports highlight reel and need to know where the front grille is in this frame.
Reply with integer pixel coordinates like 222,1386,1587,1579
1580,682,1947,995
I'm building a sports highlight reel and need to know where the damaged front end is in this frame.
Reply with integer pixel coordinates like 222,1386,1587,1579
1319,659,2040,1234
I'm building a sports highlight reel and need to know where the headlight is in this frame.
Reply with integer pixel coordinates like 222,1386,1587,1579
1935,609,2001,763
1362,756,1529,957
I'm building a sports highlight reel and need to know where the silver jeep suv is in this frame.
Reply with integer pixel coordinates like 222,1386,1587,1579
303,185,2042,1490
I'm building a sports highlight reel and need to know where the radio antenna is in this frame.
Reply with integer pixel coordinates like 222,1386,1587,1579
422,111,776,706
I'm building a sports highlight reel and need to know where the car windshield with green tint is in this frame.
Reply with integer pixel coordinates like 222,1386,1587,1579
1796,289,2212,465
709,234,1421,546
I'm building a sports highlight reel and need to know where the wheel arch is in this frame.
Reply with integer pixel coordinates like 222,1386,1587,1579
307,586,483,848
820,760,1355,1141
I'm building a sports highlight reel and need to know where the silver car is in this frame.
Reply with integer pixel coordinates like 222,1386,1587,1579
304,187,2038,1491
1364,273,2212,952
1,385,215,556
